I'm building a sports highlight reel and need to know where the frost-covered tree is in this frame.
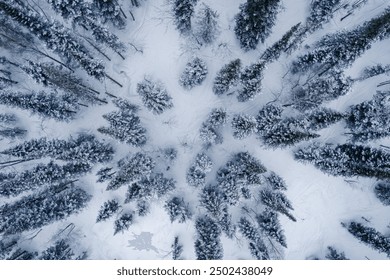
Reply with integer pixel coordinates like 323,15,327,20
0,128,26,139
171,236,183,260
260,23,302,62
0,90,78,121
200,108,227,145
164,197,192,223
265,172,287,191
107,153,155,190
343,221,390,257
256,209,287,247
0,2,105,79
0,238,18,259
325,246,349,260
346,91,390,142
295,143,390,179
96,200,120,222
186,166,206,188
256,104,283,135
360,64,390,80
199,185,227,218
1,134,114,164
260,188,296,221
98,100,147,147
92,0,126,29
172,0,198,35
194,215,223,260
0,183,90,235
0,113,17,124
7,248,37,260
292,8,390,73
213,59,241,96
238,217,269,260
292,70,353,111
231,114,257,139
237,62,265,102
234,0,281,51
179,57,207,89
306,0,341,32
0,161,91,197
136,200,150,216
193,3,219,45
136,78,173,114
96,167,116,183
114,213,133,235
194,152,213,172
305,108,344,131
40,240,75,260
374,182,390,206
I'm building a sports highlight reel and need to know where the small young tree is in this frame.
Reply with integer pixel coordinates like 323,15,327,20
179,58,208,89
136,78,173,115
325,246,348,260
96,200,120,222
172,236,183,260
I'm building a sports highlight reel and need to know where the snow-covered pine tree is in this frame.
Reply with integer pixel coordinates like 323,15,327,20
260,188,296,222
231,114,257,139
0,128,26,139
237,62,265,102
374,182,390,206
292,8,390,73
194,215,223,260
193,3,220,45
0,2,105,79
193,152,213,172
238,217,269,260
265,172,287,191
107,153,155,190
7,248,37,260
0,182,91,235
40,240,75,260
96,167,116,183
136,77,173,114
305,108,344,131
186,166,206,188
256,104,283,136
0,161,91,197
179,57,208,89
295,143,390,179
212,59,241,96
0,90,78,121
0,238,18,259
325,246,349,260
200,108,227,145
234,0,281,51
96,200,120,222
136,200,150,216
343,221,390,257
172,0,198,35
261,23,302,63
92,0,126,29
256,209,287,248
171,236,183,260
98,103,147,147
306,0,341,32
360,64,390,80
346,91,390,142
114,213,133,235
199,185,227,218
164,196,192,223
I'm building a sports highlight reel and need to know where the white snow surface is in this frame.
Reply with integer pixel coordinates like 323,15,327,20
1,0,390,260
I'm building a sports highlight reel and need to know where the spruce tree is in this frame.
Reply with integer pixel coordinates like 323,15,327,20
374,182,390,206
136,77,173,115
194,215,223,260
172,0,198,35
238,217,269,260
200,108,227,145
256,209,287,247
234,0,281,51
179,57,208,89
92,0,126,29
96,200,120,222
114,213,133,235
325,246,349,260
260,188,296,222
172,236,183,260
164,197,192,223
40,240,75,260
193,3,220,45
307,0,341,32
237,62,265,102
231,114,257,139
212,59,241,96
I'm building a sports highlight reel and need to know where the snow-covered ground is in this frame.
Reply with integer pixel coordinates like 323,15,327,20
1,0,389,260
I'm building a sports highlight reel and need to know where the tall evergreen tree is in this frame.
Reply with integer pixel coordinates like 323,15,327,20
164,197,192,223
256,209,287,247
40,240,75,260
172,0,198,35
171,236,183,260
325,246,349,260
200,108,227,145
96,199,120,222
179,57,208,89
234,0,281,51
238,217,269,260
237,62,265,102
194,215,223,260
92,0,126,29
260,188,296,221
231,114,257,139
306,0,341,32
114,213,134,235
